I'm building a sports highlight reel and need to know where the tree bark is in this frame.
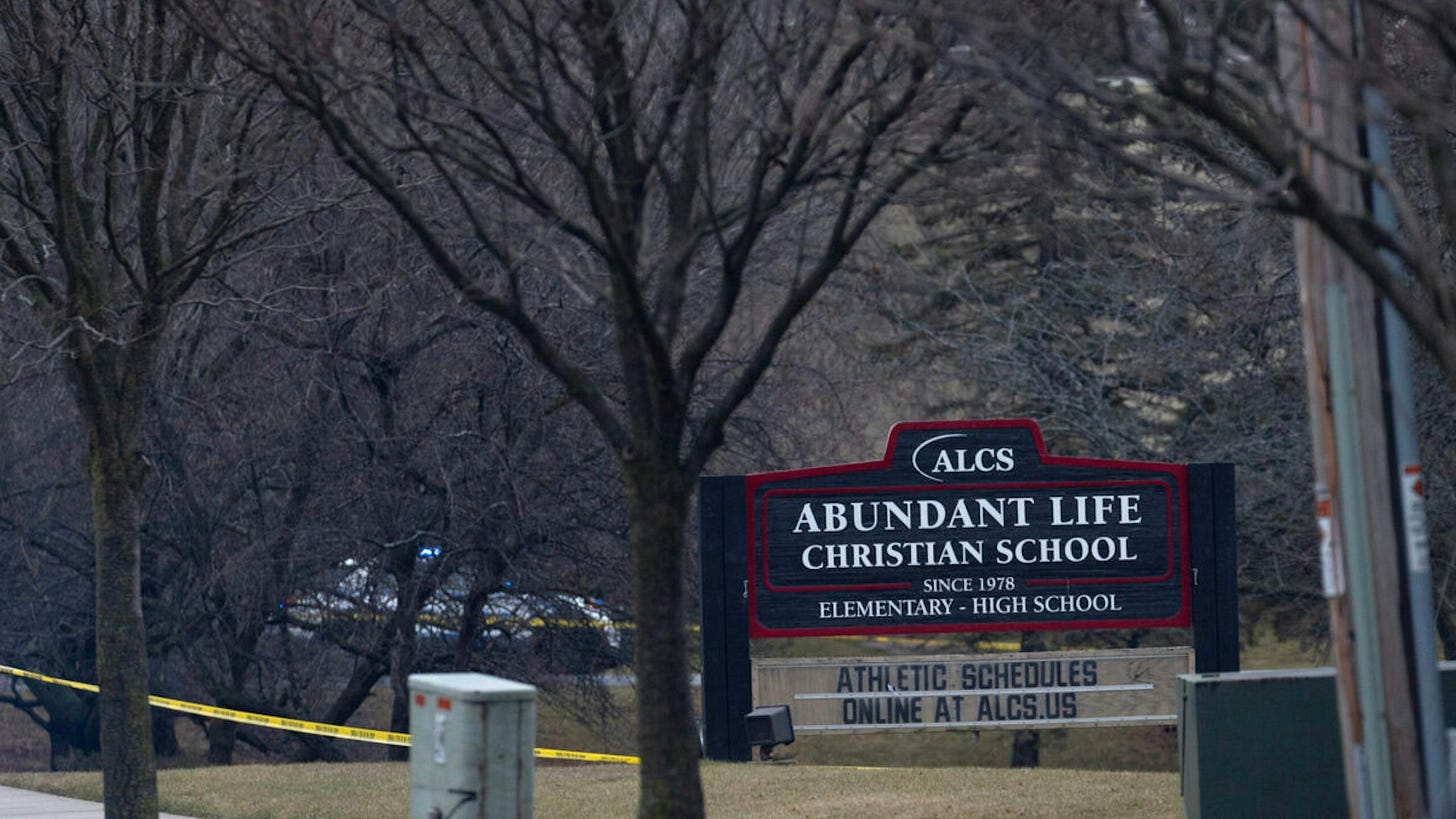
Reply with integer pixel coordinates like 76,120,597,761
87,441,158,818
624,455,702,819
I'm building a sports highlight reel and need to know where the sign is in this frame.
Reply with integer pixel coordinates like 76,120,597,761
751,647,1193,732
747,420,1190,636
1400,464,1430,573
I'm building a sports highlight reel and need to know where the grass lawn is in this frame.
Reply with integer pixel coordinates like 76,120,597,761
0,760,1182,818
0,627,1324,815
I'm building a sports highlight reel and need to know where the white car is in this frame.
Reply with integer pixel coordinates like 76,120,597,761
282,563,631,673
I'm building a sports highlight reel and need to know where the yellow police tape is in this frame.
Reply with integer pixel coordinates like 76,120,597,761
0,664,638,765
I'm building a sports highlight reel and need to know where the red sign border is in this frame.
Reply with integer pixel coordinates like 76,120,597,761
745,419,1192,638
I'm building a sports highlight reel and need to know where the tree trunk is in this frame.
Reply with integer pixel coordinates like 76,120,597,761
207,720,237,765
386,550,420,763
387,632,417,762
151,714,179,759
50,733,94,772
88,444,159,818
29,682,102,771
1010,729,1041,768
289,656,387,762
1010,630,1045,769
624,456,703,819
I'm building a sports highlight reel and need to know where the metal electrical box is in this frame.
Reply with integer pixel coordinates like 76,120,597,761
410,673,537,819
1181,663,1456,818
1180,668,1346,818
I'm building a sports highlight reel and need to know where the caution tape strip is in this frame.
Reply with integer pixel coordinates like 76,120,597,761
0,664,99,694
535,748,641,764
148,695,412,746
0,664,638,764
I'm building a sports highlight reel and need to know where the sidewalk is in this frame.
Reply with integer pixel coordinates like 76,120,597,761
0,785,198,818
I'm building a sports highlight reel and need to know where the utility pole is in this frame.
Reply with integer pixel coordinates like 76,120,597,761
1281,3,1444,816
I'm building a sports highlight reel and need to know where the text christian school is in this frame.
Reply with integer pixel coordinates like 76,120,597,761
746,420,1191,637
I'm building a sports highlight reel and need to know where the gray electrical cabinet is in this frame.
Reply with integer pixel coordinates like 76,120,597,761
410,673,537,819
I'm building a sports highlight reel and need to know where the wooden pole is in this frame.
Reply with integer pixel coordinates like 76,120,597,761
1281,4,1428,816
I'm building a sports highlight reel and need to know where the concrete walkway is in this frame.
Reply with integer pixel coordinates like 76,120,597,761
0,785,198,818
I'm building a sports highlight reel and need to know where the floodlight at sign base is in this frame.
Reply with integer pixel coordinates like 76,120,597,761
744,705,794,761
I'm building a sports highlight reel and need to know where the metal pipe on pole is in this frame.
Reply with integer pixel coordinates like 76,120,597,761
1353,4,1449,815
1326,285,1397,817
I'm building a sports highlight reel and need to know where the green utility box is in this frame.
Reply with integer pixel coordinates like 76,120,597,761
1180,668,1346,818
1180,663,1456,818
410,673,537,819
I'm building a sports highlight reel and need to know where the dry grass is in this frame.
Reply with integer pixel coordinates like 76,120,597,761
0,626,1322,816
0,760,1181,819
576,763,1181,819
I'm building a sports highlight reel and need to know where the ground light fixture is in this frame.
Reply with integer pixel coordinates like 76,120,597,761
744,705,795,761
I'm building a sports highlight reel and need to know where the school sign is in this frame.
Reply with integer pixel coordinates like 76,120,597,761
699,419,1238,761
748,420,1189,636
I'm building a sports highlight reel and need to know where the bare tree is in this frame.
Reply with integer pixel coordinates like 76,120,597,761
963,0,1456,392
137,192,631,764
259,242,626,758
0,320,198,770
187,1,986,812
0,1,298,812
